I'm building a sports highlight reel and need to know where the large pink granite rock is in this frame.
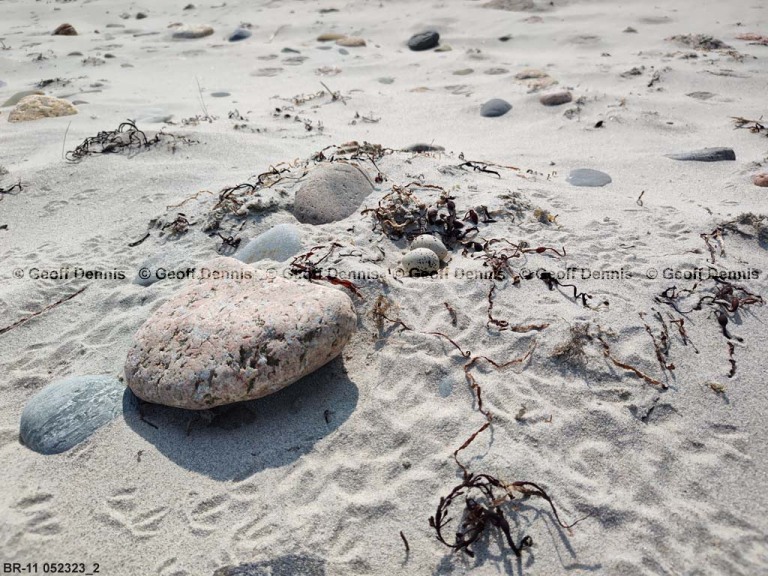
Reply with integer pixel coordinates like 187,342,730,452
124,258,356,409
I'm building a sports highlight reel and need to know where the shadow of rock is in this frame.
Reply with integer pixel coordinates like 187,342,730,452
123,357,357,481
213,554,326,576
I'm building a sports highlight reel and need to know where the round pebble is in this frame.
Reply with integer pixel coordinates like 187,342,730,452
408,31,439,51
752,173,768,187
402,248,440,276
53,23,77,36
173,25,214,39
540,91,573,106
480,98,512,118
336,37,366,47
411,234,448,261
566,168,612,187
228,28,251,42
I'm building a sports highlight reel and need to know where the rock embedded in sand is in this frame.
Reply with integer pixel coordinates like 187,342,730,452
20,375,128,454
540,91,573,106
752,173,768,187
336,37,366,47
293,163,374,225
228,28,252,42
566,168,612,187
172,25,214,39
402,248,440,276
7,95,77,123
53,23,77,36
124,257,357,409
317,32,346,42
480,98,512,118
235,223,303,264
665,147,736,162
408,31,439,51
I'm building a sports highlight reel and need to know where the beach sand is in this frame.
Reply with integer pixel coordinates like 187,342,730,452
1,0,767,574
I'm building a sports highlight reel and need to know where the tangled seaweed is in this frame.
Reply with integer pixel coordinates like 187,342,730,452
0,180,22,201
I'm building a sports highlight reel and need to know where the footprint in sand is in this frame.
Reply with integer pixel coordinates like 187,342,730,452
14,492,61,537
95,487,170,539
185,492,231,536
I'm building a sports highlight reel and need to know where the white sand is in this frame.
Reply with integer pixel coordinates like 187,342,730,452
1,0,768,574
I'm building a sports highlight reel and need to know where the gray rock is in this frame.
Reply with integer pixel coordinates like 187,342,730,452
540,91,573,106
293,163,374,224
228,28,251,42
665,147,735,162
408,31,439,51
480,98,512,117
566,168,612,187
235,223,303,264
20,375,128,455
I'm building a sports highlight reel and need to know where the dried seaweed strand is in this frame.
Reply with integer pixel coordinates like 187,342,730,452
0,287,87,335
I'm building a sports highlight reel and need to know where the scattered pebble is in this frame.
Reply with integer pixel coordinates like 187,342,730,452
402,248,440,276
235,224,303,264
752,173,768,187
567,168,612,187
411,234,448,261
453,68,474,75
480,98,512,118
172,25,214,39
540,91,573,106
124,258,357,409
336,37,366,47
623,26,638,33
293,163,375,225
317,33,346,42
228,28,252,42
665,147,736,162
136,12,148,20
378,77,395,84
53,23,77,36
408,30,439,51
210,91,230,97
402,143,445,153
687,91,716,100
20,375,129,455
7,95,77,122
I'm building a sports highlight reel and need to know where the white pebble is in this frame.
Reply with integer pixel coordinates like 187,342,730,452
401,248,440,276
410,234,448,261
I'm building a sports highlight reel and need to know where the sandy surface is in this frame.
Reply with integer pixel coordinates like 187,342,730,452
1,0,768,574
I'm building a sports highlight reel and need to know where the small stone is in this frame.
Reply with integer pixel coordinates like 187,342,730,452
124,257,357,409
401,248,439,276
235,223,303,264
408,30,439,51
402,143,445,153
1,90,44,107
317,33,346,42
293,163,374,225
411,234,448,261
20,375,129,455
480,98,512,118
665,147,736,162
623,26,638,33
228,28,252,42
515,68,548,79
752,173,768,187
378,77,395,84
136,12,148,19
336,37,365,47
540,91,573,106
173,25,214,39
566,168,612,187
453,68,474,75
184,3,195,9
7,95,77,123
211,91,230,97
53,23,77,36
687,91,716,100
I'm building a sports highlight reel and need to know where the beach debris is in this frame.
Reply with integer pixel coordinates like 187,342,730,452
752,173,768,187
402,143,445,153
540,91,573,106
7,95,77,123
480,98,512,117
0,180,22,200
667,34,731,50
317,32,346,42
401,247,440,276
172,24,214,39
289,243,363,297
20,375,129,455
410,234,448,261
235,223,303,264
566,168,612,187
124,257,356,409
53,23,77,36
731,116,766,136
408,30,439,51
293,163,374,224
735,32,768,45
665,147,736,162
0,287,87,336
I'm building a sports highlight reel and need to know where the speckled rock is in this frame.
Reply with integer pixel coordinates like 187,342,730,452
7,95,77,123
566,168,612,187
293,163,374,225
408,31,439,51
172,24,214,39
752,173,768,187
665,147,736,162
235,223,303,264
540,91,572,106
480,98,512,117
124,258,356,409
20,375,128,454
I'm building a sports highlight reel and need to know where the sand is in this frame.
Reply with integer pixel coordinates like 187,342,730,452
1,0,768,574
